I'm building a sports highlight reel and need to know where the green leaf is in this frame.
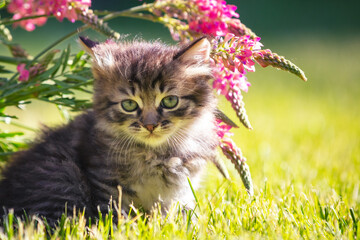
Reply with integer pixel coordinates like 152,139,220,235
0,0,6,9
71,51,86,69
38,97,91,111
50,53,64,78
187,177,201,211
64,74,91,82
61,44,71,74
0,56,30,65
52,79,71,88
0,65,12,74
0,112,17,119
0,132,24,138
0,130,26,162
35,59,63,81
39,49,60,67
214,108,238,128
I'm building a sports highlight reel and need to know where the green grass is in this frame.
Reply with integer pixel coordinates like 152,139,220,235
0,37,359,239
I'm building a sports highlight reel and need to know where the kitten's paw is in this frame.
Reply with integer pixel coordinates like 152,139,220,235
166,157,189,176
167,157,182,168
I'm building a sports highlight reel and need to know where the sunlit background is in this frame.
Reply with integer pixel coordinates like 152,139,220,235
1,0,359,205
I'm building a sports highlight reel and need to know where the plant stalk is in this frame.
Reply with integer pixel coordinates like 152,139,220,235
0,14,49,25
0,56,31,65
0,118,36,132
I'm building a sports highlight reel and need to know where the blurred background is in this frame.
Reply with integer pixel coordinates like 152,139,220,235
0,0,359,197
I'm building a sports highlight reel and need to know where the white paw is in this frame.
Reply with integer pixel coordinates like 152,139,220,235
167,157,182,168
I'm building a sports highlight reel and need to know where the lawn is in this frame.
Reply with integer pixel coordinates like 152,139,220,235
0,36,359,239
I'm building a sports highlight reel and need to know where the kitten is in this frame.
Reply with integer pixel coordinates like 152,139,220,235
0,36,218,225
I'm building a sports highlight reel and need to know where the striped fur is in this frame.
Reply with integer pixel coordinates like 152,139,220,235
0,38,218,225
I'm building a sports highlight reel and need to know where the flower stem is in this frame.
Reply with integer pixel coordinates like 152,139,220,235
100,3,154,21
220,142,254,196
0,56,31,65
0,3,154,25
0,117,36,132
35,25,88,62
0,15,49,26
8,25,89,82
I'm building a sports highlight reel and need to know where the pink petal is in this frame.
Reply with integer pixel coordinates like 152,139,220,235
17,64,30,81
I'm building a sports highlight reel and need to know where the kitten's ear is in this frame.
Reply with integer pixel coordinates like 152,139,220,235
79,36,115,69
78,36,99,56
176,37,211,63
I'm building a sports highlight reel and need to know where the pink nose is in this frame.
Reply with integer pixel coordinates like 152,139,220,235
145,124,157,133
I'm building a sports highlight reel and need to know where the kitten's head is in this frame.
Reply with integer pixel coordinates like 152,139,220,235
80,36,216,148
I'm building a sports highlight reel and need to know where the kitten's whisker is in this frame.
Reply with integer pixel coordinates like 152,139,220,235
107,136,123,164
174,128,205,158
117,135,133,164
114,135,130,167
171,133,190,156
113,136,125,152
125,135,136,161
107,133,130,165
177,127,214,156
123,135,136,163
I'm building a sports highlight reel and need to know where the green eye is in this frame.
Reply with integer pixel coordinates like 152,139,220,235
121,99,138,112
161,95,179,109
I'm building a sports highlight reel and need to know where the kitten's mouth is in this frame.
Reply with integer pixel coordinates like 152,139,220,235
145,133,160,138
139,132,170,146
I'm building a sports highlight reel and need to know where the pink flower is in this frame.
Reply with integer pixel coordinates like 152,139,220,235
219,137,245,164
154,0,242,39
188,0,239,36
7,0,91,31
16,62,47,82
216,119,249,164
210,34,262,97
17,64,30,81
215,119,233,139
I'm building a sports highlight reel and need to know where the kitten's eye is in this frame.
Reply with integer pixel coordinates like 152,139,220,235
121,99,138,112
161,95,179,109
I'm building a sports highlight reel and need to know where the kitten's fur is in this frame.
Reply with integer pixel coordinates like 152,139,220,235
0,37,218,225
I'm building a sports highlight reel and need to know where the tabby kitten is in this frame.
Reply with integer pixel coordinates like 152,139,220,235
0,36,218,225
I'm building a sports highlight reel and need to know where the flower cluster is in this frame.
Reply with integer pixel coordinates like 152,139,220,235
7,0,91,31
16,49,59,81
17,63,45,82
215,119,233,139
153,0,253,41
216,119,253,195
78,9,120,40
212,34,262,95
188,0,239,36
254,49,308,81
8,44,30,58
211,33,262,129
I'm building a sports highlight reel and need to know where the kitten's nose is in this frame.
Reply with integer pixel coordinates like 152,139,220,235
141,110,159,133
144,124,158,133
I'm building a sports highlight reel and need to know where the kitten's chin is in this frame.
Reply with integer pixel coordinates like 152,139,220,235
137,134,169,147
